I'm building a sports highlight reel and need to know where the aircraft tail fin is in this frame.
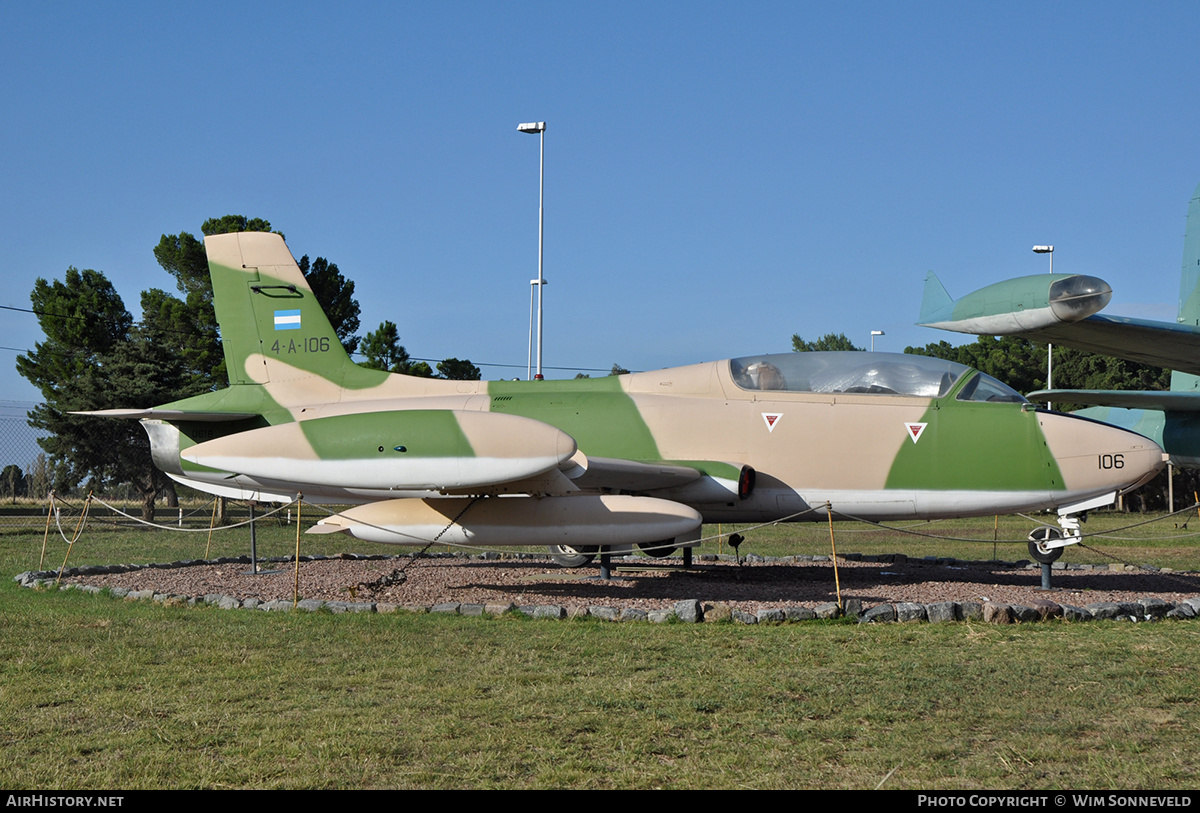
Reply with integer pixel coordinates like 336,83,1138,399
918,271,955,324
1177,180,1200,327
1171,181,1200,393
205,232,375,388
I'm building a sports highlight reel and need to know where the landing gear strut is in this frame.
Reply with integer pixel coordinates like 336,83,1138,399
1028,506,1093,589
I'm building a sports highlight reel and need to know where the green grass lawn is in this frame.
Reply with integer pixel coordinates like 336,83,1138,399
3,511,1200,789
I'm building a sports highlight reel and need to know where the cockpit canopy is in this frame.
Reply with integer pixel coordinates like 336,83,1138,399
729,352,1027,403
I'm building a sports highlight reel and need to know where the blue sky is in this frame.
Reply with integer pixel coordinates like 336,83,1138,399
3,1,1199,406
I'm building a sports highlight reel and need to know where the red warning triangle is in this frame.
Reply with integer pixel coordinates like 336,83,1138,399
904,422,928,443
762,413,782,433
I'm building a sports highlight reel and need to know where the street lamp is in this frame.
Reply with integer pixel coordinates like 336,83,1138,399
870,330,884,351
527,278,545,381
1033,245,1055,407
518,121,547,379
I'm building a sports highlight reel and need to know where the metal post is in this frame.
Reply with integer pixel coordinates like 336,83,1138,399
1047,251,1054,409
518,121,548,380
1034,245,1055,409
535,126,545,379
244,499,281,576
248,501,257,572
527,279,536,380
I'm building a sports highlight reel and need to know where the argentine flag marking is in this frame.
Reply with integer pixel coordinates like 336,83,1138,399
274,310,302,331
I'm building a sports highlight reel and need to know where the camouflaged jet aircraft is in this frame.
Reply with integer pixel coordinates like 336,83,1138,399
918,179,1200,469
85,231,1163,565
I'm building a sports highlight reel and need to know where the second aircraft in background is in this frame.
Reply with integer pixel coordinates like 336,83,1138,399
918,179,1200,468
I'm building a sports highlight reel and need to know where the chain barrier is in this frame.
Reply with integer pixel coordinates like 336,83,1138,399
352,496,487,597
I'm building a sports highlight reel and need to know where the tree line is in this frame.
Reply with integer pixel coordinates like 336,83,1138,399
791,331,1171,401
16,215,481,519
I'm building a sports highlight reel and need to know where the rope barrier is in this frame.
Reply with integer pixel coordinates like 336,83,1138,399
30,487,1200,598
83,494,296,532
54,492,92,585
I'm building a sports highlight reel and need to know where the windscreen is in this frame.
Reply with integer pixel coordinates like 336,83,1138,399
729,352,969,397
954,372,1028,403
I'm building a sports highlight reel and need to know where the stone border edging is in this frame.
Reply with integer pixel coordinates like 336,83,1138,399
14,551,1200,625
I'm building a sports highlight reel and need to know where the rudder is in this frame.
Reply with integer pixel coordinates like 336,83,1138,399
205,232,369,387
918,270,954,324
1170,181,1200,393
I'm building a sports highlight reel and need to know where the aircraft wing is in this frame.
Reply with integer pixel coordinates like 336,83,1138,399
1027,389,1200,412
1003,316,1200,377
917,270,1200,374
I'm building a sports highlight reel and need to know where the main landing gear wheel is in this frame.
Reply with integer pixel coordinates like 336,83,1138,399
1027,526,1065,565
638,540,678,559
548,544,598,568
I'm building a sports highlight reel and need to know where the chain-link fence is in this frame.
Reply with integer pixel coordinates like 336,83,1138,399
0,402,53,529
0,401,294,531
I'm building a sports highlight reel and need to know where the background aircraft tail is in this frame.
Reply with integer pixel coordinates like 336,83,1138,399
1171,180,1200,393
206,232,383,390
918,270,954,325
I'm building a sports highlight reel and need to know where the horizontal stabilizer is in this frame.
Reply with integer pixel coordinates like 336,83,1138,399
304,521,346,535
1028,389,1200,413
72,408,260,422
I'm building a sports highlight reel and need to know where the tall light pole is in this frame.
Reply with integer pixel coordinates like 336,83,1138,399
527,279,537,381
1033,245,1054,408
870,330,884,351
518,121,547,379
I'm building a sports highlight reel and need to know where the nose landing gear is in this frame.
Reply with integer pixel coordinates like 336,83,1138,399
1027,491,1116,568
1027,524,1069,565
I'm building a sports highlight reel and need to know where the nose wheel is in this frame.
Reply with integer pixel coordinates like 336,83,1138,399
1027,526,1066,564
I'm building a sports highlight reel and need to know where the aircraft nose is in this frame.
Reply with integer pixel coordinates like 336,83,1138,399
1037,411,1164,499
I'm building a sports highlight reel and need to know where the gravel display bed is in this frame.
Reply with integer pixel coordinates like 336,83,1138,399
23,550,1200,622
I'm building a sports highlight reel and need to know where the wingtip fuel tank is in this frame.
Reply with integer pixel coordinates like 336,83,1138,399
180,409,578,492
918,272,1112,335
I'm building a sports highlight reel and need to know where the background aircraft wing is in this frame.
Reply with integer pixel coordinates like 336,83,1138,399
917,269,1200,374
1010,315,1200,376
919,181,1200,376
1027,388,1200,412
